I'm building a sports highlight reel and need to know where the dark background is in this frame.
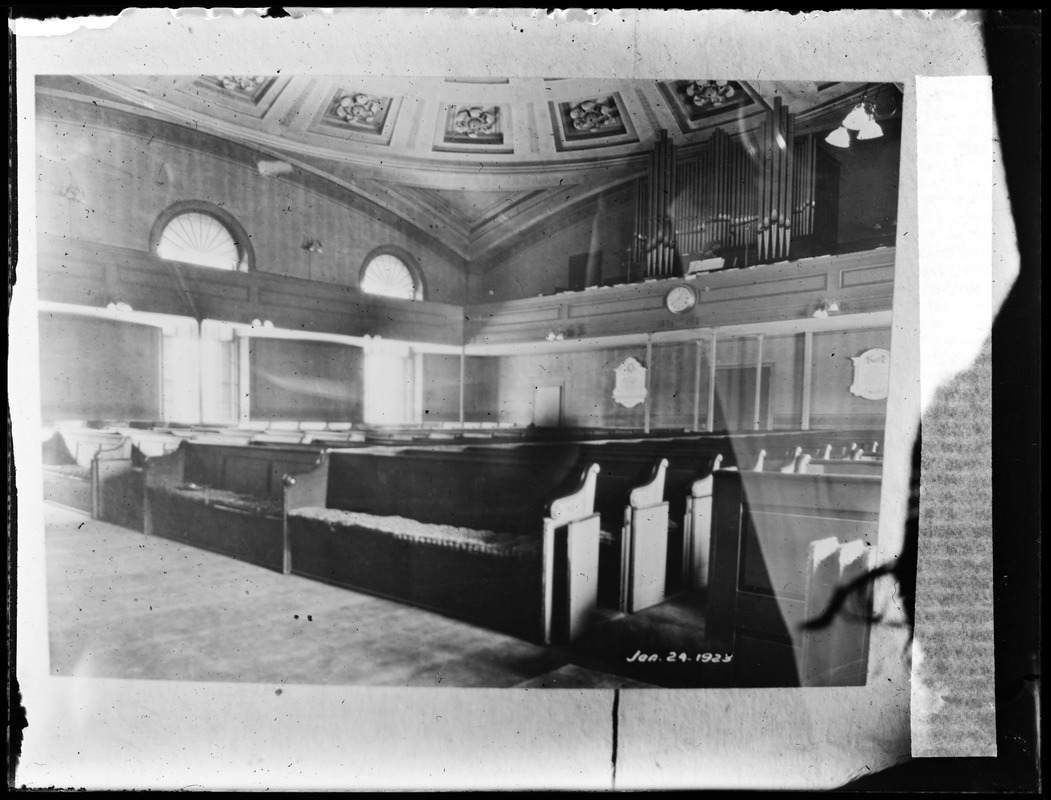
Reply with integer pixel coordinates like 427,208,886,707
843,9,1043,792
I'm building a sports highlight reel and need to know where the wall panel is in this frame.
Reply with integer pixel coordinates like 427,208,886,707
38,314,161,422
808,328,891,429
421,354,462,422
477,184,637,303
36,98,467,304
248,338,363,422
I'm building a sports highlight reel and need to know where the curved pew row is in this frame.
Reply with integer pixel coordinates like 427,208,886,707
285,449,604,644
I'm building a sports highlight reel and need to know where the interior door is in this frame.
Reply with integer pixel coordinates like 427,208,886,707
713,366,771,431
533,385,563,427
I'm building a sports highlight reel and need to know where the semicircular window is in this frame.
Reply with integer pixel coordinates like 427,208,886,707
156,212,243,271
360,253,419,300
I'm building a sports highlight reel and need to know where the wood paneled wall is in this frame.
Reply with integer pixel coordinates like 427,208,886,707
37,236,464,346
421,354,461,421
468,327,888,433
249,338,364,422
38,314,162,422
36,97,468,304
467,248,896,346
476,183,638,302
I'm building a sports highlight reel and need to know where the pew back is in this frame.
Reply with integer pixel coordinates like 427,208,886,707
325,446,585,536
148,440,329,501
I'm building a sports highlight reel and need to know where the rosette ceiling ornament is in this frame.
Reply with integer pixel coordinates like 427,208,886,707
453,106,499,137
218,76,268,94
684,79,736,108
335,94,385,125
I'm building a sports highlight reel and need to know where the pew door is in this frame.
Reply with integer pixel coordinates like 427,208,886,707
533,385,563,427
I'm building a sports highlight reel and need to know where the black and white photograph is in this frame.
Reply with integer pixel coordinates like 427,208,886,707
9,8,1040,793
32,71,903,691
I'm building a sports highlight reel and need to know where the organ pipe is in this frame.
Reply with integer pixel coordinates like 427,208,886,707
645,129,678,278
632,106,820,274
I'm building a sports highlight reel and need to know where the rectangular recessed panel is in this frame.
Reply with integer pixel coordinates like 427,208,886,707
704,272,829,301
839,265,895,288
475,307,562,326
567,296,666,318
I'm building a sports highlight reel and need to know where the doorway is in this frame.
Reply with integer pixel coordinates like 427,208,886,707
712,365,772,431
533,384,563,427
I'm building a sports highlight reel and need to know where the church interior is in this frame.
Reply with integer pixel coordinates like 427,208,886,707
33,75,903,689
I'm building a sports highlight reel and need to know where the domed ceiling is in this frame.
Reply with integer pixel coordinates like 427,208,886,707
40,75,895,261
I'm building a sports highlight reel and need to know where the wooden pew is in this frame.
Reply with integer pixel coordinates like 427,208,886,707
617,459,670,613
575,455,672,613
285,447,603,644
143,440,327,571
704,469,881,687
94,429,185,531
448,438,715,612
797,456,884,477
42,428,131,514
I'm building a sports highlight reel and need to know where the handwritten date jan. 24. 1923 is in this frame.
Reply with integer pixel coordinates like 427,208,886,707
626,650,733,663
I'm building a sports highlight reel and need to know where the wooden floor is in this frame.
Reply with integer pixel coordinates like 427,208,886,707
42,503,661,689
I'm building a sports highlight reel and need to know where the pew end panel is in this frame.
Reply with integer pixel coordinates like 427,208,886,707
282,451,331,575
141,445,187,536
92,457,143,530
542,462,602,645
622,458,670,614
705,470,882,687
43,430,130,515
798,538,874,687
90,438,136,518
684,474,716,592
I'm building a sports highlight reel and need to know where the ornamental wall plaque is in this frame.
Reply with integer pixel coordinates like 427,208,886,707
613,357,648,408
849,348,891,400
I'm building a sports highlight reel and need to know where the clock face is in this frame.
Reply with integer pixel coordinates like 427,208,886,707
665,285,697,314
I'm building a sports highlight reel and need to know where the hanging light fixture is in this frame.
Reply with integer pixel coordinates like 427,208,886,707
857,115,884,141
825,93,891,148
824,125,851,148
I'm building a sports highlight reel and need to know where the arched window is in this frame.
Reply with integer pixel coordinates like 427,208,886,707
359,249,423,300
151,202,253,271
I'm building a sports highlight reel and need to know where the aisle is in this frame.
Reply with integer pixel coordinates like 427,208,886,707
42,504,653,689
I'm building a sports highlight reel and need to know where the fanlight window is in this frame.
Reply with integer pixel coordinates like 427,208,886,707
360,254,419,300
156,212,243,271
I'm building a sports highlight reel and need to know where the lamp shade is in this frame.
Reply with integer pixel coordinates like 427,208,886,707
825,126,851,148
842,104,871,131
857,118,884,140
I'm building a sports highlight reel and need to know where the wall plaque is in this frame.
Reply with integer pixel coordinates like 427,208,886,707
613,357,648,408
849,348,891,400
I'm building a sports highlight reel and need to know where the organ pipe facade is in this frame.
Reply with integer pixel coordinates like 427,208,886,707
634,100,821,274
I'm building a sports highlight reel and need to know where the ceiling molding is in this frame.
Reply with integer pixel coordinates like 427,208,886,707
40,76,894,272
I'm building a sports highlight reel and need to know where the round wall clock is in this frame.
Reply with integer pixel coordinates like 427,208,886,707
665,284,697,314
